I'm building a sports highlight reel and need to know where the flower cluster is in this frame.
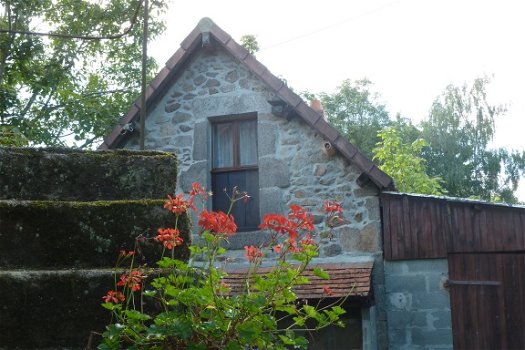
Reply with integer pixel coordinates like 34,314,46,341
259,204,316,253
198,210,237,236
244,245,263,263
117,270,143,292
103,290,125,303
164,194,192,215
156,228,183,249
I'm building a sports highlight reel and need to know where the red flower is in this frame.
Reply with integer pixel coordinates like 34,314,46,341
198,210,237,236
244,245,263,262
117,270,143,292
273,244,283,254
259,214,298,239
300,234,316,247
189,182,208,201
119,250,134,257
164,194,192,215
323,201,343,214
289,205,315,232
103,290,125,303
323,286,334,296
155,228,183,249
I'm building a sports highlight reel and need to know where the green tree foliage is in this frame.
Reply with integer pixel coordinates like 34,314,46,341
240,34,259,55
320,78,390,158
421,76,525,203
0,0,168,148
374,126,446,195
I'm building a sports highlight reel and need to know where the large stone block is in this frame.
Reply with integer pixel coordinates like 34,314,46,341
192,121,208,160
258,122,277,156
0,148,177,201
259,158,290,188
0,199,190,268
180,161,207,192
259,187,283,216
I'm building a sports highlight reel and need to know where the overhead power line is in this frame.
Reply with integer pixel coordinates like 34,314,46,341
261,0,403,51
0,0,143,40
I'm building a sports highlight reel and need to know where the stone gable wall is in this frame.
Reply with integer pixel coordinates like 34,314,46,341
121,46,381,263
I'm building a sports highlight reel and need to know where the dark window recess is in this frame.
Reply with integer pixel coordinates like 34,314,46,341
211,117,259,231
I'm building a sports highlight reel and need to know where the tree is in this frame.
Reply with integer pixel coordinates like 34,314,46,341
374,126,445,195
240,34,259,55
420,76,525,203
0,0,168,148
320,78,390,158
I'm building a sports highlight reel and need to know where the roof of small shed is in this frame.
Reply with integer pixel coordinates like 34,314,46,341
99,18,395,191
222,262,373,299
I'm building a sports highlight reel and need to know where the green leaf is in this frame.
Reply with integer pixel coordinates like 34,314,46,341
124,309,151,321
313,267,329,280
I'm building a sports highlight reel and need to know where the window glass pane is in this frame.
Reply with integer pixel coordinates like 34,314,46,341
213,123,233,168
239,120,258,166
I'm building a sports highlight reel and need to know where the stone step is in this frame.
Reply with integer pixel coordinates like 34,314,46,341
0,199,190,269
0,269,114,348
0,147,178,201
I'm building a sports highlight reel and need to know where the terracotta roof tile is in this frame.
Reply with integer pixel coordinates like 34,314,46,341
180,27,201,51
259,70,285,92
225,39,250,61
222,262,373,299
209,22,231,45
277,84,302,108
295,102,321,126
313,118,340,143
243,54,267,76
150,67,171,90
165,48,187,70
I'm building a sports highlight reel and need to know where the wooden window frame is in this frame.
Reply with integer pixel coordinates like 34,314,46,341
210,113,258,173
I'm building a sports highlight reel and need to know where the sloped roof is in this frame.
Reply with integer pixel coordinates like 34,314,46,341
99,18,395,191
223,262,373,299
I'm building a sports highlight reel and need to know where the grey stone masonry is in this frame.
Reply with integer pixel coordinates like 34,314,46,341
384,259,453,350
121,44,382,264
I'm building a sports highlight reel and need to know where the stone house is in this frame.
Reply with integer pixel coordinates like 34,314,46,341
101,18,396,349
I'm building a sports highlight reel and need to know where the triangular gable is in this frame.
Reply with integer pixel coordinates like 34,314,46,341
99,18,395,191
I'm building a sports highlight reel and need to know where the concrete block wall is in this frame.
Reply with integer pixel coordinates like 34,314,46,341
384,259,452,349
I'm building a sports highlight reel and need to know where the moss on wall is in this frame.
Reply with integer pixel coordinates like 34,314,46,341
0,199,190,268
0,147,178,200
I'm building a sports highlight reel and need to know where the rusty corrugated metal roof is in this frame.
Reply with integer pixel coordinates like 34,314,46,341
222,262,373,299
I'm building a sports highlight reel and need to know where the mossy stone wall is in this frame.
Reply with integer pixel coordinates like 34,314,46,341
0,147,178,200
0,147,189,349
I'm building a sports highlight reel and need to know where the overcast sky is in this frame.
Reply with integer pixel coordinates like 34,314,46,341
149,0,525,198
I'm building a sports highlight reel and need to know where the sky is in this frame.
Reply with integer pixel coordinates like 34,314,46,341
149,0,525,198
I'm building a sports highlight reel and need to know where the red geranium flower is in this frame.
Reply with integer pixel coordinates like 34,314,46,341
300,233,316,247
323,201,343,214
189,182,208,201
323,286,334,296
259,214,299,239
117,270,143,292
244,245,263,262
164,194,193,215
155,228,183,249
289,205,315,232
103,290,125,303
198,210,237,236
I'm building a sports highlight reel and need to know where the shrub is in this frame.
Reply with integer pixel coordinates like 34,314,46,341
99,183,347,349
